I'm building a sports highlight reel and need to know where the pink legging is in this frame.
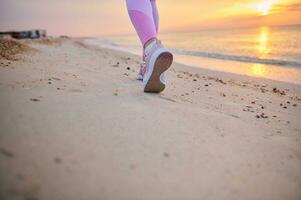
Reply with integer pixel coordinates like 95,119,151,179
126,0,159,46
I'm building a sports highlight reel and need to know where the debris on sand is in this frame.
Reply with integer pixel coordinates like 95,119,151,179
216,78,227,84
163,152,170,158
30,98,40,102
260,113,268,118
0,39,32,61
112,62,119,67
255,112,269,119
260,88,268,93
272,88,286,96
220,93,226,97
0,148,15,158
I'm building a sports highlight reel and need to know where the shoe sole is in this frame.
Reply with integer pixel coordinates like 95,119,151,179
144,52,173,93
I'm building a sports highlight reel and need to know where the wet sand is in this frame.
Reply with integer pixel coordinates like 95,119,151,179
0,37,301,200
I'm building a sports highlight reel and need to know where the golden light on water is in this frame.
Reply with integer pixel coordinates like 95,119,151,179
257,27,271,58
251,27,271,77
250,64,268,77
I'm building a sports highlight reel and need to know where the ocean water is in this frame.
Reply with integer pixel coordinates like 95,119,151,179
87,25,301,83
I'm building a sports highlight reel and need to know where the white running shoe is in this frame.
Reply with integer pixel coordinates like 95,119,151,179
143,39,173,93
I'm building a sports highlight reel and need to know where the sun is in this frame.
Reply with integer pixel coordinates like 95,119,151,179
256,2,271,15
256,0,277,16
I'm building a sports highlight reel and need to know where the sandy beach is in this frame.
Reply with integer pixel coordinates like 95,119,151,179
0,37,301,200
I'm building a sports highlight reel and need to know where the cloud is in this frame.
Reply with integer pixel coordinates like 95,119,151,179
272,3,301,12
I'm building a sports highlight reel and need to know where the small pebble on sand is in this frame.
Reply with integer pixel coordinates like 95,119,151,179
163,152,170,158
273,88,286,95
54,157,62,164
0,148,14,158
30,98,40,102
112,63,119,67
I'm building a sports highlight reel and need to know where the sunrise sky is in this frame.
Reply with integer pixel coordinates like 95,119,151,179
0,0,300,36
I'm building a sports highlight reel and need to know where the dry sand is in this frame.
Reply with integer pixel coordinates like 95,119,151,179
0,37,300,200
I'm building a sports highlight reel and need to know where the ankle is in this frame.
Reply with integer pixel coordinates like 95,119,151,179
144,38,157,49
143,38,157,60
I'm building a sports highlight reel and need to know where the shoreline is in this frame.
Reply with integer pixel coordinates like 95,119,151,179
83,37,301,85
0,37,300,200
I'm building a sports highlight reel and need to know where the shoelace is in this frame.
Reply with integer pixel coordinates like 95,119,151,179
137,62,146,80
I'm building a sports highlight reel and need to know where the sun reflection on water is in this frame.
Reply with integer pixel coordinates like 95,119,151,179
249,27,271,77
257,26,271,57
250,64,268,77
